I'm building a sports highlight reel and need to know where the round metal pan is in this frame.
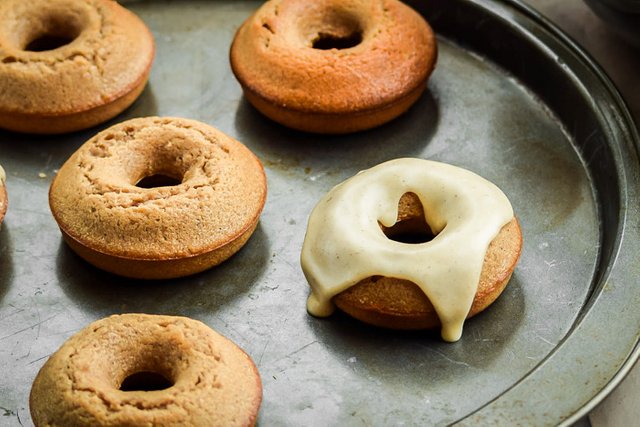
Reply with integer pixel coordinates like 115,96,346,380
0,0,638,425
412,0,640,424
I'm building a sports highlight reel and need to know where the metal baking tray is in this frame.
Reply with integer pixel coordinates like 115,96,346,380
1,0,638,425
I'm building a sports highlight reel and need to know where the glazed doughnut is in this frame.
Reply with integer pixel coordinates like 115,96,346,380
30,314,262,427
49,117,267,279
0,0,154,134
0,165,6,225
301,158,522,342
230,0,437,134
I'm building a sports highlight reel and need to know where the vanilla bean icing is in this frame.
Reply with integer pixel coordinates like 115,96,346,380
300,158,513,342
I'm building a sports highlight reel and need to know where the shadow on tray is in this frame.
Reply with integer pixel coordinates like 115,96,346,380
305,273,526,388
233,88,441,173
0,84,159,166
0,224,13,302
54,223,270,316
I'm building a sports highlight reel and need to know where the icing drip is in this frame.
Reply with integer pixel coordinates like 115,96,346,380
301,158,513,342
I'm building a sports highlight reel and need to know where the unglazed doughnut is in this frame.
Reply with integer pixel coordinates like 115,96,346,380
30,314,262,427
230,0,437,134
49,117,267,279
0,165,6,225
0,0,154,134
301,158,522,342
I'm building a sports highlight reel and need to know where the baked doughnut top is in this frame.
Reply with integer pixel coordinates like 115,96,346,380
30,314,262,427
49,117,267,261
230,0,436,115
0,0,153,118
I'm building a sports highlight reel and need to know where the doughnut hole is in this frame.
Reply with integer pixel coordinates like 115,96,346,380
299,7,365,50
380,192,436,244
136,174,183,189
312,30,363,50
25,32,78,52
14,8,87,52
110,339,184,394
131,157,187,189
120,371,174,392
125,140,195,189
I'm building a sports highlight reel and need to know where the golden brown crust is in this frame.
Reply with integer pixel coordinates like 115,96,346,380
30,314,263,427
333,193,523,329
59,220,259,280
49,117,267,279
0,0,154,134
242,83,427,135
230,0,437,133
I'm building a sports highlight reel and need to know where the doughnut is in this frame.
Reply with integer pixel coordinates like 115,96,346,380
301,158,522,342
30,314,262,427
49,117,267,279
0,165,6,225
0,0,154,134
230,0,437,134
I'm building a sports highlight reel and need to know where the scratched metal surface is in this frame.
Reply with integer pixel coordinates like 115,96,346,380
0,0,638,425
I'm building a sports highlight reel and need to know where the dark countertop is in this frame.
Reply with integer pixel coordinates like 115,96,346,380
528,0,639,124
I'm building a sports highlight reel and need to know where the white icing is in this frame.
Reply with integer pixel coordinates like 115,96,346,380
300,158,513,342
0,165,5,186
